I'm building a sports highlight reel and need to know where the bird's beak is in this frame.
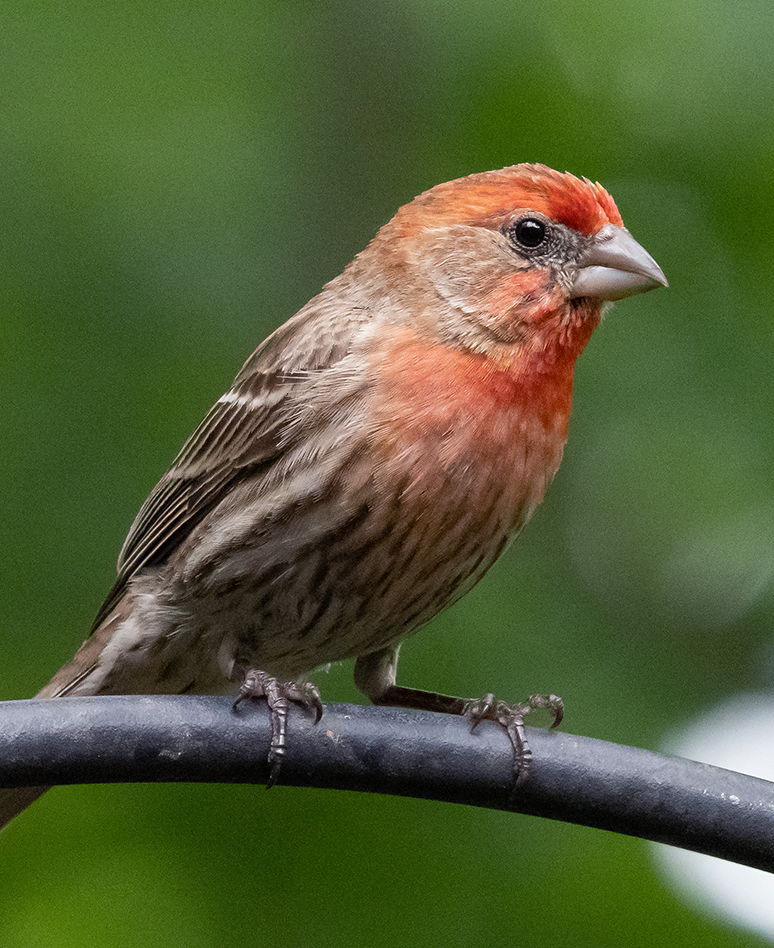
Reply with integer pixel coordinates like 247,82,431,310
570,223,668,302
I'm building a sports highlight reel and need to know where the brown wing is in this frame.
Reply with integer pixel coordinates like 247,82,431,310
92,299,368,630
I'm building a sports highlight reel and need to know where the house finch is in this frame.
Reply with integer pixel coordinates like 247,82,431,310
1,163,666,826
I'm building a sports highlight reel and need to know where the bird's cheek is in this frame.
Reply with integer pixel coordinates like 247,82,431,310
482,269,564,337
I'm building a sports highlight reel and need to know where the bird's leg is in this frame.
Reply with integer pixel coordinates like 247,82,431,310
354,646,562,789
233,670,322,786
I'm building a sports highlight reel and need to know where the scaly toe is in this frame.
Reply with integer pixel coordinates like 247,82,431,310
233,670,323,786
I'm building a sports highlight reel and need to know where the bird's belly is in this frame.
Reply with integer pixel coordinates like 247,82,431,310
162,409,563,682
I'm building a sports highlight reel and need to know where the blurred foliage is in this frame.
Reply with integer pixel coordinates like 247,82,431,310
2,1,773,945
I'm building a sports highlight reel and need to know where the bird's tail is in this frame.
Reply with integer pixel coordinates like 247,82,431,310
0,625,114,831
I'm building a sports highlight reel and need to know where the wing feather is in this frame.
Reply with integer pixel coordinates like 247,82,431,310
92,299,370,630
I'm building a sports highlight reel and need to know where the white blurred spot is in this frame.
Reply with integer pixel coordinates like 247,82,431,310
653,693,774,941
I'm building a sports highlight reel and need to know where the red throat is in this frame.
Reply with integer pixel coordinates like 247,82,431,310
371,317,596,480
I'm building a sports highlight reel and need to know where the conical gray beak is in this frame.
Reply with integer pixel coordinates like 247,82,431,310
570,223,668,302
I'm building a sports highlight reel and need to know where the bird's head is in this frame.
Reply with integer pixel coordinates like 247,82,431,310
368,163,667,359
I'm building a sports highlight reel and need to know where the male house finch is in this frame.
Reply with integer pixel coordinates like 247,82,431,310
1,163,666,826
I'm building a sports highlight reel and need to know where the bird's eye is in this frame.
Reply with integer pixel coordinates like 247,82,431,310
511,217,547,249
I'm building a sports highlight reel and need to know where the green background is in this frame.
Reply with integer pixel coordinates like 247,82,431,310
2,1,774,944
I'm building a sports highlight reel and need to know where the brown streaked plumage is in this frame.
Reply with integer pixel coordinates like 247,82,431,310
1,163,666,826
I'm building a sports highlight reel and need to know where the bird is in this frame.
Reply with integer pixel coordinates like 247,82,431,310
0,163,666,827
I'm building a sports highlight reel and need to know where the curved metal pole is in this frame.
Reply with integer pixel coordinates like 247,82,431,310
1,695,772,872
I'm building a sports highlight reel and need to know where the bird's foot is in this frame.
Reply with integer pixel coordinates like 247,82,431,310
465,692,563,790
233,670,323,786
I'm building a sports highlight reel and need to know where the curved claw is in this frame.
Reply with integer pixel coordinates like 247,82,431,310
233,670,323,786
466,693,495,731
526,693,564,729
463,691,564,795
304,687,324,725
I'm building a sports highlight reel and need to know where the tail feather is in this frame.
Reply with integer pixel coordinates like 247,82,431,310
1,620,119,830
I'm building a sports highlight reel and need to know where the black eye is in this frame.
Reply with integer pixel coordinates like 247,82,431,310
512,217,547,249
